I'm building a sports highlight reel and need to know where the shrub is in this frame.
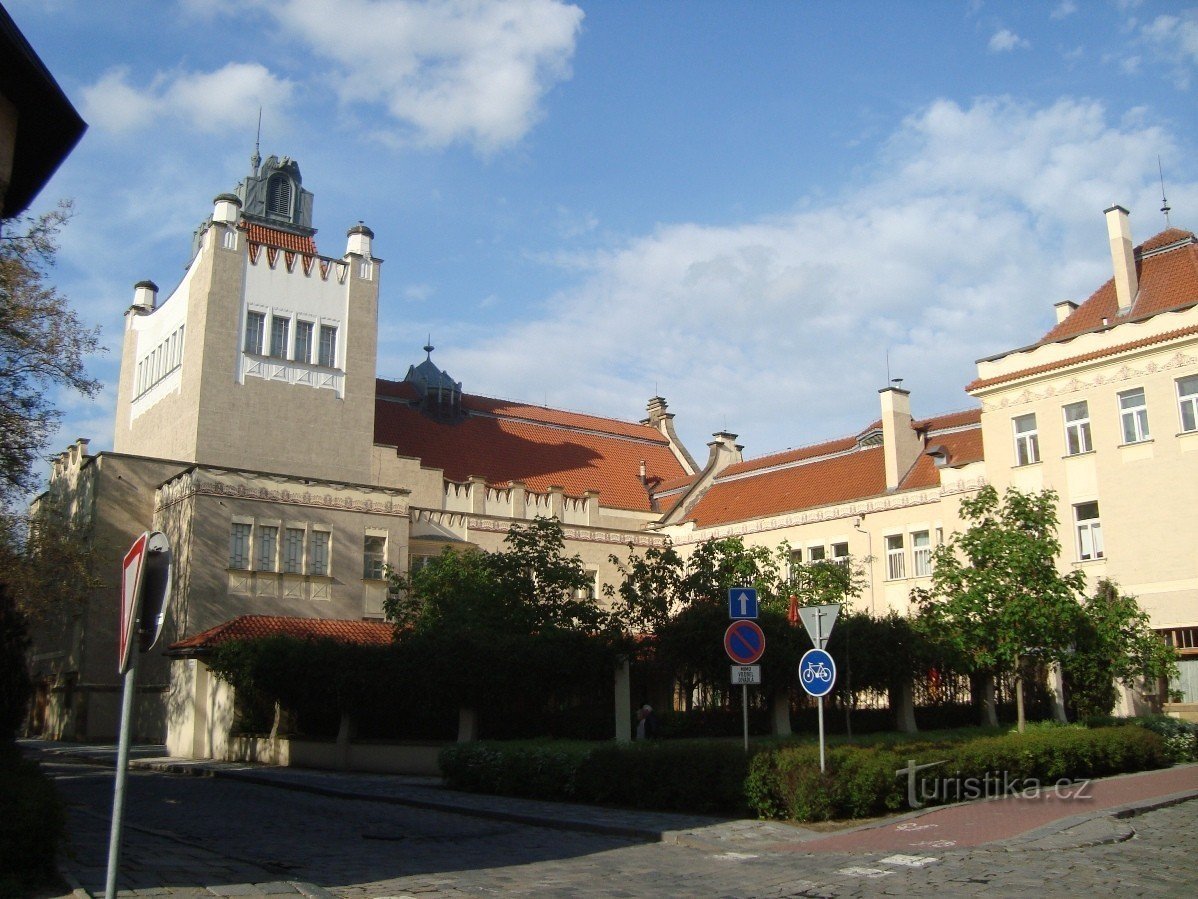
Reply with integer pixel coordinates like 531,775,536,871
0,756,66,897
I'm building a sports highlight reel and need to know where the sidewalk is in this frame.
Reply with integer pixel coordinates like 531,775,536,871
23,740,1198,894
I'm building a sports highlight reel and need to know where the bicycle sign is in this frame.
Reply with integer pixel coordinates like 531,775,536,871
799,648,836,697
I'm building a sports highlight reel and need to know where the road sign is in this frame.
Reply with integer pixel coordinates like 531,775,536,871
728,587,758,619
798,603,840,649
119,532,149,675
799,648,837,697
731,665,761,685
724,619,766,665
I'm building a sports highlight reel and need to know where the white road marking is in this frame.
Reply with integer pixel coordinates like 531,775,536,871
837,867,893,878
880,854,941,867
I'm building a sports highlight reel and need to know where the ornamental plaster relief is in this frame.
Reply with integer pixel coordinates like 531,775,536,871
981,351,1197,411
156,471,408,516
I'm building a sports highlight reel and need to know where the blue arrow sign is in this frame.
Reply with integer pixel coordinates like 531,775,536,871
728,587,758,619
799,648,837,697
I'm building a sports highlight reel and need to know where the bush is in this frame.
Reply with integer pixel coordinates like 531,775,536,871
1090,714,1198,763
0,755,66,897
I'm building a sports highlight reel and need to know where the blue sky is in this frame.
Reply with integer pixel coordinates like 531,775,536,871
10,0,1198,471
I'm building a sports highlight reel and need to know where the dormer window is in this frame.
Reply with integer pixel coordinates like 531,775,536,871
267,175,293,218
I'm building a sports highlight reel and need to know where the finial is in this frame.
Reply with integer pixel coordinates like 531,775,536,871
891,377,904,389
424,336,434,358
251,108,262,175
1159,156,1172,228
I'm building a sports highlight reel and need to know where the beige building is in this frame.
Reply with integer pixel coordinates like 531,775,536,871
28,155,1197,750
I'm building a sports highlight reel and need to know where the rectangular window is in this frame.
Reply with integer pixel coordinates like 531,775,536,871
295,320,314,364
1013,413,1040,465
1075,501,1104,561
808,545,826,562
310,531,330,577
283,527,305,574
831,541,850,561
1178,376,1198,433
244,311,266,355
885,534,905,580
1063,401,1092,455
363,535,386,580
269,315,290,358
318,324,337,368
1118,388,1150,443
256,525,278,572
912,530,932,577
229,523,252,569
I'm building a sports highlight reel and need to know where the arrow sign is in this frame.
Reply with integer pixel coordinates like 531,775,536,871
724,619,766,665
798,603,840,649
728,587,758,619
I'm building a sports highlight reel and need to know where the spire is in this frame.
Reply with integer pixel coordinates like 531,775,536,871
1159,156,1172,229
251,108,262,176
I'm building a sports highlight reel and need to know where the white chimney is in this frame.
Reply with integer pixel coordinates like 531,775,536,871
132,280,158,312
880,385,920,490
1054,300,1078,324
212,192,241,224
1104,205,1138,313
346,222,374,257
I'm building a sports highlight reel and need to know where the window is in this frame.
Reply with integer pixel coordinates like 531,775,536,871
808,545,826,562
1012,413,1040,465
1063,401,1092,455
295,320,314,364
1074,502,1104,561
885,534,905,580
244,311,266,355
269,316,290,358
229,523,252,569
1178,376,1198,433
318,325,337,368
1118,388,1150,443
267,175,292,217
363,535,386,580
256,525,278,571
831,542,850,562
283,527,305,574
912,530,932,577
310,531,330,577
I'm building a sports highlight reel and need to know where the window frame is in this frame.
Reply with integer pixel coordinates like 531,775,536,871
1012,412,1040,466
295,319,315,364
363,534,386,581
1118,387,1150,444
1178,376,1198,434
1074,501,1104,562
911,530,932,577
1062,400,1093,455
885,534,905,580
310,530,331,577
244,311,266,355
255,524,279,572
229,522,252,570
282,527,305,574
269,315,290,359
318,324,337,368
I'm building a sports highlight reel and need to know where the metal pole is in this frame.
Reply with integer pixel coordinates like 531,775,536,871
105,651,138,899
818,695,826,773
742,683,749,752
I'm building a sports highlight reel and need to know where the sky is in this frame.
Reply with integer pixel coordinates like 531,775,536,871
10,0,1198,474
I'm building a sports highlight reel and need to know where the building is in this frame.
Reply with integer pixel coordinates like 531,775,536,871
28,152,1197,749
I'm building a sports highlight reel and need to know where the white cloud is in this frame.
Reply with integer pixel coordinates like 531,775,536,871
259,0,584,153
440,98,1190,457
989,29,1031,53
1051,1,1078,19
81,63,294,136
1137,12,1198,89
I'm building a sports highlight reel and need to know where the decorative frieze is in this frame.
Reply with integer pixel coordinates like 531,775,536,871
982,351,1197,411
157,470,408,516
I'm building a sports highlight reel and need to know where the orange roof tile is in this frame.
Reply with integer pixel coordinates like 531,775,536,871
242,222,318,255
168,615,393,655
1039,229,1198,344
373,380,690,512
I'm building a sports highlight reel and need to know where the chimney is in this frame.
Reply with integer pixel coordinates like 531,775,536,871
346,222,374,257
1054,300,1078,324
132,280,158,312
880,385,921,490
1104,205,1138,313
704,431,743,475
212,192,241,224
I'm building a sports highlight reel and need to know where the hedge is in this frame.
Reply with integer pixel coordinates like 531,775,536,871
0,753,66,897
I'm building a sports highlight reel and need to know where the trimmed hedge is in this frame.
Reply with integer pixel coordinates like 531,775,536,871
746,725,1170,822
0,753,66,897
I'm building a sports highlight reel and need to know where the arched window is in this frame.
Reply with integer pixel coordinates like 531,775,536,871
267,175,292,217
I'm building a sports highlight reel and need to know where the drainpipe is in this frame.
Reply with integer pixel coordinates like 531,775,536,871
854,514,874,616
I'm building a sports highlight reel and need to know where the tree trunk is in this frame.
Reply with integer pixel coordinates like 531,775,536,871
771,689,792,737
1048,660,1069,724
1015,662,1026,734
975,672,999,727
890,680,918,733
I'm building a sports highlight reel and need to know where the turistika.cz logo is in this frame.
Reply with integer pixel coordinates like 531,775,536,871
894,759,1094,809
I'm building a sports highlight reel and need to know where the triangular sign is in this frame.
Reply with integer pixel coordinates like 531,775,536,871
798,603,840,649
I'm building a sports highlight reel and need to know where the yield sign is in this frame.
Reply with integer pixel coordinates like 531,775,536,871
724,619,766,665
798,603,840,649
119,532,150,674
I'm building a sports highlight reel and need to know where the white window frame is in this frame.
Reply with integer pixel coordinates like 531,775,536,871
318,324,338,368
1012,413,1040,466
269,315,290,359
1074,501,1104,562
1118,387,1150,444
295,319,315,364
244,311,266,355
363,533,386,580
1062,401,1092,455
831,541,850,562
808,544,826,562
912,530,932,577
1178,376,1198,434
885,534,905,580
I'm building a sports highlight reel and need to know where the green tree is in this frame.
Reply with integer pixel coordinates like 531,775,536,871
0,201,101,508
912,486,1086,731
1063,578,1177,719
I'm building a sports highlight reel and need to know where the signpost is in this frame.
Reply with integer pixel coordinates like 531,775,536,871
107,532,172,899
797,603,840,772
725,590,765,751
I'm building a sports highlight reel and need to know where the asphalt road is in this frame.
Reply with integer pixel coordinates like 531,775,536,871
42,756,1198,898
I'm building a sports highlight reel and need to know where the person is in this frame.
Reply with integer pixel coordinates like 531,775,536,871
636,703,658,739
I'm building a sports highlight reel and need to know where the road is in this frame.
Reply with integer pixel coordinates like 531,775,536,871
44,755,1198,898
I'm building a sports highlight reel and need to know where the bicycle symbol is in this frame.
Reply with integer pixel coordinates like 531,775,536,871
802,661,832,684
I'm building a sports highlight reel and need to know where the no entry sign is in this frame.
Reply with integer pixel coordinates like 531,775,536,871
724,619,766,665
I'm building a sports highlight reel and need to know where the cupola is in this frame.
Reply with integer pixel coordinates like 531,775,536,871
404,343,463,420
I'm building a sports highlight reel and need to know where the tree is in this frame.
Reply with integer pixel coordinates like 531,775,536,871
912,486,1086,731
1063,578,1177,719
0,200,101,509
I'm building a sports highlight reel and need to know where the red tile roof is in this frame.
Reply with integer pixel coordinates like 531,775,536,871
373,380,690,512
168,615,394,655
1039,229,1198,344
243,223,318,256
682,410,981,528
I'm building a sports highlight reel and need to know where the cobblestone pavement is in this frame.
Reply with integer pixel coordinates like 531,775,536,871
32,746,1198,898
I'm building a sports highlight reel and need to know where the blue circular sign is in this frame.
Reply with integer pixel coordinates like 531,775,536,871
724,620,766,665
799,648,836,697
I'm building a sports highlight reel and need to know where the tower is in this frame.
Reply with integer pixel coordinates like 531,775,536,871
112,155,381,484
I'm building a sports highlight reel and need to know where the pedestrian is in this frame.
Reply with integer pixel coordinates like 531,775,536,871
637,703,658,739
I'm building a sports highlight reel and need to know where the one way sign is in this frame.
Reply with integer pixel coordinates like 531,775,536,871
728,587,758,619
